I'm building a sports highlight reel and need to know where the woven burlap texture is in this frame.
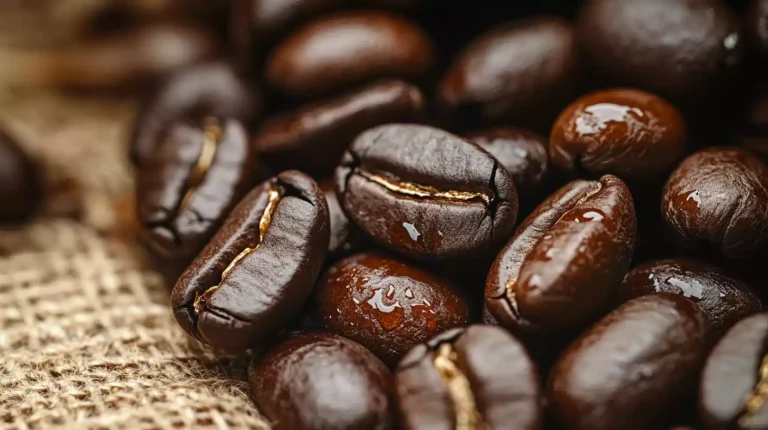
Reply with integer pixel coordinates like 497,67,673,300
0,92,270,430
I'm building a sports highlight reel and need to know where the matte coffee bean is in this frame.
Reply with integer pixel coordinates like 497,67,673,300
171,171,329,351
253,80,425,174
321,178,365,259
576,0,744,105
130,61,260,166
314,252,471,365
265,11,434,98
466,127,550,206
485,175,636,334
662,148,768,260
335,124,519,260
550,88,687,184
699,313,768,430
438,17,581,129
0,129,41,223
548,294,707,430
249,331,394,430
137,119,266,263
618,259,762,339
395,325,542,430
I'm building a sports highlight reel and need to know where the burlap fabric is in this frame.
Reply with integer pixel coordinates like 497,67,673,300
0,91,269,429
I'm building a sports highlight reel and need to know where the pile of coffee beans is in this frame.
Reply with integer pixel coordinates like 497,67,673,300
124,0,768,428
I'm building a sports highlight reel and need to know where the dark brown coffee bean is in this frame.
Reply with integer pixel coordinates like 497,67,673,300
466,127,550,206
699,313,768,430
577,0,744,105
550,88,688,185
320,178,366,259
130,61,260,166
548,294,707,430
618,259,763,340
395,325,542,430
662,147,768,261
748,0,768,72
253,80,425,174
249,331,394,430
265,11,434,98
0,129,41,223
171,171,329,351
314,252,471,365
137,118,266,264
485,175,636,335
438,17,581,129
335,124,518,261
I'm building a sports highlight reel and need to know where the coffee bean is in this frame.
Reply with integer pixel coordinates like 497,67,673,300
395,325,542,430
320,178,366,259
485,175,636,334
249,331,394,430
335,124,518,260
137,118,267,264
314,252,471,365
550,88,687,185
699,313,768,430
130,61,260,166
253,80,425,174
662,147,768,261
171,171,329,351
438,17,581,129
0,129,41,223
618,259,763,340
748,0,768,72
576,0,744,105
246,0,348,40
548,294,707,430
265,11,434,98
467,127,550,207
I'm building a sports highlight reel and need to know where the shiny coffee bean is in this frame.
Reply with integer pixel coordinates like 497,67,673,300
395,325,542,430
485,175,636,335
466,127,550,207
335,124,519,261
550,88,687,185
314,252,471,365
137,119,266,263
320,179,365,259
618,259,763,339
130,61,260,166
699,313,768,430
576,0,744,105
662,148,768,260
253,80,425,174
249,331,394,430
171,171,329,351
0,129,41,223
438,17,581,129
265,11,434,98
548,294,707,430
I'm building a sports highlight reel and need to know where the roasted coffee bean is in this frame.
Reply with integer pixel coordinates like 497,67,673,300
548,294,707,430
321,178,365,259
438,17,581,130
0,129,41,223
335,124,518,261
618,259,763,339
485,175,636,334
395,325,542,430
249,331,394,430
699,313,768,430
576,0,744,105
467,127,550,207
265,11,434,98
550,88,687,185
171,171,329,351
662,147,768,261
314,252,471,365
130,61,260,166
749,0,768,72
253,80,425,174
137,118,266,263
